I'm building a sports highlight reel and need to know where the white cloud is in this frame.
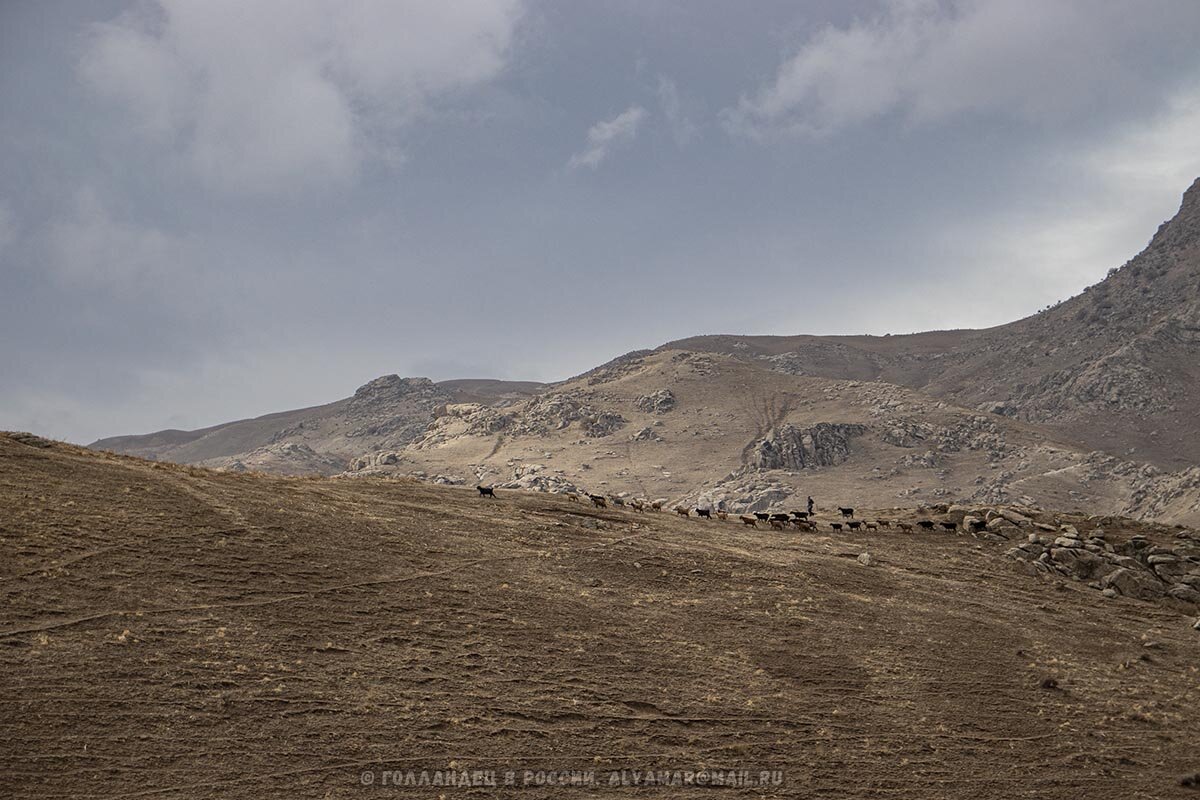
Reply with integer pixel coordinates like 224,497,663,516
935,83,1200,315
567,105,647,170
80,0,523,193
44,187,187,288
723,0,1200,139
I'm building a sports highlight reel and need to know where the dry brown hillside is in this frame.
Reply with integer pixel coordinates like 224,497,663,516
88,178,1200,528
668,177,1200,470
2,432,1199,798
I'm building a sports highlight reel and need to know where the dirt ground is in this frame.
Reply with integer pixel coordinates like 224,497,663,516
1,433,1198,798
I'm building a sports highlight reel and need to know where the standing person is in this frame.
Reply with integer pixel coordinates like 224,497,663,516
807,496,814,515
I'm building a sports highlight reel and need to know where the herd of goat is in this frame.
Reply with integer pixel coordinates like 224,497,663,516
477,485,977,533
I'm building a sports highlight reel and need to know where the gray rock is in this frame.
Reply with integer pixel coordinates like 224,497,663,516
634,389,676,414
1100,568,1166,601
857,552,874,567
1167,584,1200,605
749,423,866,471
1050,547,1115,581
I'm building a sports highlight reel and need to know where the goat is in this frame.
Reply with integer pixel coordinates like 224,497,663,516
865,522,878,531
917,520,935,530
740,515,758,527
716,510,728,520
675,506,690,517
754,512,771,521
831,522,844,531
897,522,914,532
696,508,712,519
770,513,791,523
940,522,958,532
795,520,816,532
629,499,646,512
968,519,987,533
839,507,855,518
612,497,625,507
567,493,579,503
790,511,809,520
589,494,607,508
477,486,496,498
848,520,863,531
770,519,786,531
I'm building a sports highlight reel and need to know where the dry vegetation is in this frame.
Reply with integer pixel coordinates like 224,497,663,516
2,433,1198,798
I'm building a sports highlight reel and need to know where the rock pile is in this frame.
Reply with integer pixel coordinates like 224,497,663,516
496,462,582,495
1005,524,1200,606
507,393,627,438
634,389,676,414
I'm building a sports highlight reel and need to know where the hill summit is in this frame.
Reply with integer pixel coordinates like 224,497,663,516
91,179,1200,526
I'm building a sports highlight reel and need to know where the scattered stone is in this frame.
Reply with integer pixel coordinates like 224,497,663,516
857,552,873,567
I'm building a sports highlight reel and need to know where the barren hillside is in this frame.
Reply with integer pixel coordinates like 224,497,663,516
2,432,1198,799
89,178,1200,527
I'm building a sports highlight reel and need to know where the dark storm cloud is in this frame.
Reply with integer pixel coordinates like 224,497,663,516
2,0,1200,443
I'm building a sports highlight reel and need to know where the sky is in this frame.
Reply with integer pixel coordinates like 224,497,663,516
3,0,1200,445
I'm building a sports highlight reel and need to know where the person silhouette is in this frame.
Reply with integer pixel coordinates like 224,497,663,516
807,496,814,515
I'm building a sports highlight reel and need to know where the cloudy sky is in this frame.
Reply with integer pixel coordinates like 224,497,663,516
3,0,1200,444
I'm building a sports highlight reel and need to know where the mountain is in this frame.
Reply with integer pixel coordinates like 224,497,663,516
667,177,1200,469
4,432,1199,797
90,376,545,473
90,179,1200,525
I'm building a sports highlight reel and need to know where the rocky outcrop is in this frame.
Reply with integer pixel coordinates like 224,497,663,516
1005,523,1199,608
495,462,582,494
634,389,676,414
344,375,451,441
749,423,866,471
202,442,347,476
510,393,626,438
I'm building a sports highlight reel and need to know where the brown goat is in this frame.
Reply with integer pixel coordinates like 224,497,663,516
740,515,758,527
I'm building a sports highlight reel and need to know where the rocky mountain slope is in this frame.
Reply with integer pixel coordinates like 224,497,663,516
3,433,1199,798
89,179,1200,526
668,177,1200,470
90,377,544,473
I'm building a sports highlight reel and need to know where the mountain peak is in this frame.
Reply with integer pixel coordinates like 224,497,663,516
1148,175,1200,252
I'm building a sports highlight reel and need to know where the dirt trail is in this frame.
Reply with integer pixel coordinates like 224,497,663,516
1,434,1197,798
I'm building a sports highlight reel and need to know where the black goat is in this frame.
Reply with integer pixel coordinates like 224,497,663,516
839,507,855,518
477,486,496,498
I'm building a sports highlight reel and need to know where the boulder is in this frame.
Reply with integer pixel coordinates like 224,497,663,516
1100,568,1166,601
1049,547,1115,581
999,509,1031,526
1167,584,1200,605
